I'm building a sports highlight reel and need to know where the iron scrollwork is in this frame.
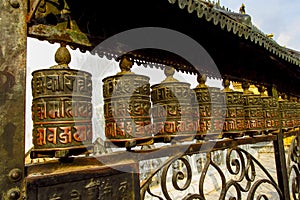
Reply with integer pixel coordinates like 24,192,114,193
141,147,283,200
288,136,300,200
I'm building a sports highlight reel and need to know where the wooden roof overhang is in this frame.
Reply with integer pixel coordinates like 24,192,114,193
27,0,300,96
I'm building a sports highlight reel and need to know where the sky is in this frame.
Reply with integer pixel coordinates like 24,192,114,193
221,0,300,51
25,0,300,151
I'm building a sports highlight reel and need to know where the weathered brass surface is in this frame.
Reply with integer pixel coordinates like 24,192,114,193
222,91,245,138
31,46,93,158
192,75,225,139
261,96,280,133
151,67,195,141
26,161,140,200
102,55,152,146
296,100,300,128
243,94,264,135
279,95,295,131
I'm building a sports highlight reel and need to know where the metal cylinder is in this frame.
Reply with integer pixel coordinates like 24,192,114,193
279,99,295,131
261,96,280,134
243,94,264,135
296,100,300,129
31,68,93,158
151,81,195,141
193,86,225,140
222,91,245,138
102,74,152,141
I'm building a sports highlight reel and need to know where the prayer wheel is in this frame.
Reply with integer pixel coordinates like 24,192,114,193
261,96,280,133
221,79,245,138
279,94,294,131
31,46,93,158
192,74,225,140
243,94,264,135
290,97,299,128
242,81,264,135
102,55,152,148
296,98,300,129
258,86,280,134
151,66,195,142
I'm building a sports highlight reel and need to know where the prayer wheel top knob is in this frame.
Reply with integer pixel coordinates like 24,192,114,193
257,85,268,96
196,74,208,89
117,55,134,75
242,81,254,95
51,44,71,69
222,78,233,92
162,66,178,83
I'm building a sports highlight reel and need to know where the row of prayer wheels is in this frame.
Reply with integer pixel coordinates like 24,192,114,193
103,55,300,148
30,47,300,157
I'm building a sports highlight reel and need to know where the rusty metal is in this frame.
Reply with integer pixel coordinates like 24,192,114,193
27,0,91,47
151,66,195,142
31,46,93,158
192,74,225,140
0,0,27,198
102,55,152,148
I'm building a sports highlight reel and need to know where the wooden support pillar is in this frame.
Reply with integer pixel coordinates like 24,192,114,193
0,0,27,199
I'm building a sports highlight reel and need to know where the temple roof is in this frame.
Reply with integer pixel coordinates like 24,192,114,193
27,0,300,95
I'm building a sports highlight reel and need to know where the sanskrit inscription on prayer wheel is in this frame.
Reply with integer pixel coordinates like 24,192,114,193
151,66,195,141
290,97,299,129
258,86,280,134
102,55,152,147
31,46,93,158
279,94,295,131
192,74,225,140
296,98,300,128
221,79,245,138
242,82,264,135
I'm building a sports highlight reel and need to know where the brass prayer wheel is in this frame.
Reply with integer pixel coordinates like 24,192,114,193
257,86,280,134
221,79,245,138
279,94,295,131
290,97,299,128
192,74,225,140
243,94,264,135
31,46,93,158
102,55,152,148
296,98,300,128
261,96,280,133
241,81,263,135
151,66,195,142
